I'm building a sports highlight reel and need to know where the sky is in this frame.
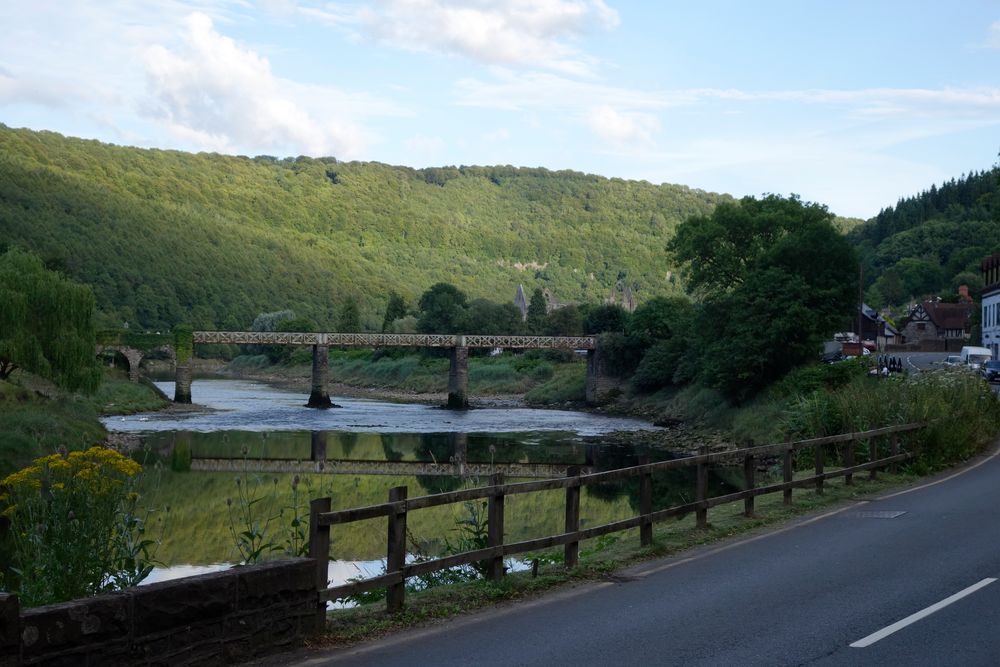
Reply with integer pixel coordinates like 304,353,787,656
2,1,999,219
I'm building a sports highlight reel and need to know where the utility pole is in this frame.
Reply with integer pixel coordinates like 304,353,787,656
858,263,865,352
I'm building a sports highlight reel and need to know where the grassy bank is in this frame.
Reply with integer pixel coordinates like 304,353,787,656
0,370,169,476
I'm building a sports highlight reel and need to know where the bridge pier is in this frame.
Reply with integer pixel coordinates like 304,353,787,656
447,345,469,409
307,344,333,408
585,346,612,405
174,358,192,404
121,348,144,382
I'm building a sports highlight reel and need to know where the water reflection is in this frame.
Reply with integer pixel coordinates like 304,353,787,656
111,379,729,573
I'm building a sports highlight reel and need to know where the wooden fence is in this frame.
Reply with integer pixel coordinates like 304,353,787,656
308,423,922,612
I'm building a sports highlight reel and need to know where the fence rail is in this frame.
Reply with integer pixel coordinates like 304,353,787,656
309,423,922,610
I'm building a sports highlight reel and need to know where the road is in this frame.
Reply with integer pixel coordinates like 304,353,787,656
897,351,949,371
288,444,1000,667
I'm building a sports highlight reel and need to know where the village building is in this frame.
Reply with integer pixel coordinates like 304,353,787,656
981,254,1000,358
899,288,973,348
849,303,899,351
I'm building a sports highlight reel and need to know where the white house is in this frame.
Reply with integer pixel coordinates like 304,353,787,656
982,254,1000,358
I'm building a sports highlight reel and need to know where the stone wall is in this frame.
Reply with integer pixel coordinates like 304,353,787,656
1,558,319,667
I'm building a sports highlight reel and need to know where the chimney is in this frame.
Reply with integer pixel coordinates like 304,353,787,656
959,284,970,302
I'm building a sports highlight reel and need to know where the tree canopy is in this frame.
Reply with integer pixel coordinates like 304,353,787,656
670,195,857,401
0,248,100,392
0,124,726,333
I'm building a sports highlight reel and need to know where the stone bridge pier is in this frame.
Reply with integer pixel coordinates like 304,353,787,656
447,341,470,409
585,347,614,405
307,344,333,408
95,345,145,382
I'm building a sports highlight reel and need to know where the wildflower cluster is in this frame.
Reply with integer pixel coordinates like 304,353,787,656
0,446,160,607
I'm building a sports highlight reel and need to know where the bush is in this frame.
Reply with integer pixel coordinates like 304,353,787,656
1,447,159,607
784,368,1000,470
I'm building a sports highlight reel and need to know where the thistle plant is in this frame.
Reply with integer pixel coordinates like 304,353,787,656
225,447,279,565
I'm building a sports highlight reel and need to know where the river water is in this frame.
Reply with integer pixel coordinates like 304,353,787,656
102,379,695,599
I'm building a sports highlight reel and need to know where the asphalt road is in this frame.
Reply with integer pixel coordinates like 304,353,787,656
289,445,1000,667
898,351,950,371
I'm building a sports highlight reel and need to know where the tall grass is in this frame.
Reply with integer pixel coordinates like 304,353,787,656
784,368,1000,471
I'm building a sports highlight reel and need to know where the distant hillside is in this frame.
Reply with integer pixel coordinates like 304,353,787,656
848,168,1000,307
0,125,729,331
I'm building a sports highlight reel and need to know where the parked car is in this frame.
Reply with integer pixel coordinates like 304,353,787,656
940,355,963,366
981,360,1000,383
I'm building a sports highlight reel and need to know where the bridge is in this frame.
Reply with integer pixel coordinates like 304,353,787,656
101,329,611,408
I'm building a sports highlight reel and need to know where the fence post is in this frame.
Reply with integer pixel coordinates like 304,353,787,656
845,439,855,486
639,456,653,546
743,453,755,517
869,437,879,480
815,443,825,495
890,433,900,473
386,486,408,613
696,446,708,529
308,497,331,594
487,473,505,581
565,466,581,569
783,446,793,505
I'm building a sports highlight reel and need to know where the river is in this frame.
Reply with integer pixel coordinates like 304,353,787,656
102,379,722,601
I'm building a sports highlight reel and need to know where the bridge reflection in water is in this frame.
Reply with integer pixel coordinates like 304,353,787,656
182,431,597,479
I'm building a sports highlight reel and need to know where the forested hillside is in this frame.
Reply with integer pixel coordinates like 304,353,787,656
0,125,727,331
849,168,1000,307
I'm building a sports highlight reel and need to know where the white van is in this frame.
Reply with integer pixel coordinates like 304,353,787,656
960,346,992,370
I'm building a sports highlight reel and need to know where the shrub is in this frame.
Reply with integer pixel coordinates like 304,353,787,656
784,368,1000,470
1,447,159,607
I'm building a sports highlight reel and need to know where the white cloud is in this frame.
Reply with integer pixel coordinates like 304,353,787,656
455,69,1000,121
355,0,619,75
587,105,659,145
987,20,1000,48
142,12,371,157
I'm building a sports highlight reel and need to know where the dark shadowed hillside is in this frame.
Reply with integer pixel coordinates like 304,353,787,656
848,168,1000,306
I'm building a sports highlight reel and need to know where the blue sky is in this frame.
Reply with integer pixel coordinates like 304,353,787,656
2,1,999,218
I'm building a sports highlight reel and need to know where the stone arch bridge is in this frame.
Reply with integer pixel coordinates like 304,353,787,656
100,330,612,408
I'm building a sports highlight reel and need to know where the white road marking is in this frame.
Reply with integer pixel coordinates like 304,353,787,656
850,578,997,648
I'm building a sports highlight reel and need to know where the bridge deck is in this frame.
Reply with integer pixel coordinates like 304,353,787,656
193,331,597,350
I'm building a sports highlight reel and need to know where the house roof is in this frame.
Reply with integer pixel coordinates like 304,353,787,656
860,303,900,336
923,301,973,331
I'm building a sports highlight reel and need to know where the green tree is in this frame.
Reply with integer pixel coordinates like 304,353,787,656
527,288,548,333
338,296,361,333
544,305,583,336
669,194,838,294
627,296,692,346
250,309,294,361
382,291,408,333
0,249,100,392
418,283,468,334
583,304,630,334
460,299,524,334
671,195,857,402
